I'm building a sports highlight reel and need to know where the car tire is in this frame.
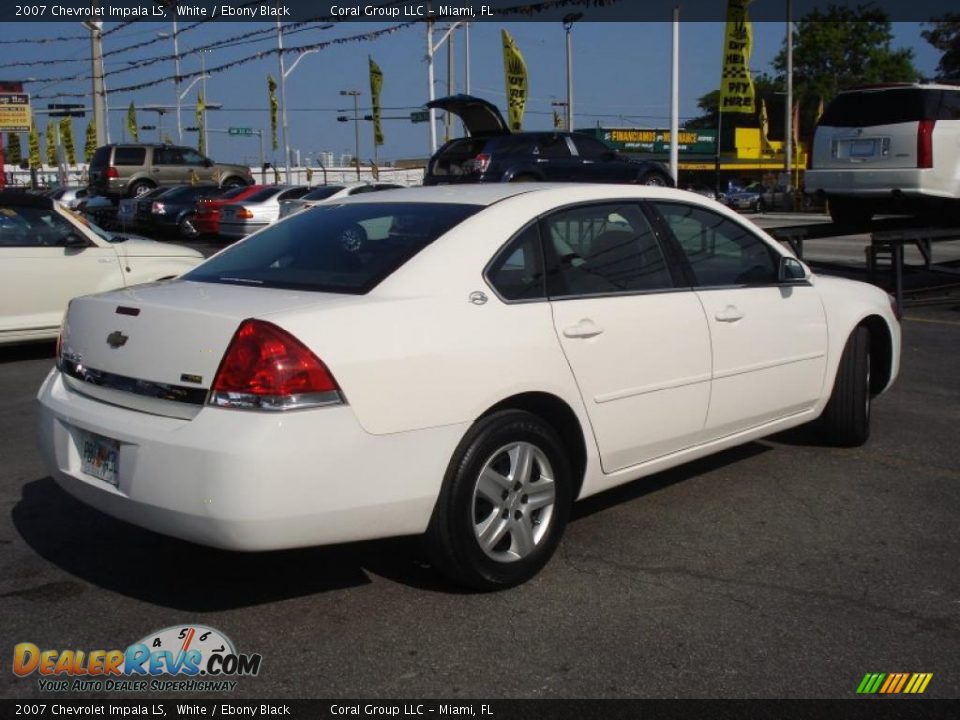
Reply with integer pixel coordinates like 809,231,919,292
222,177,246,189
820,325,871,447
426,409,572,591
637,170,670,187
129,181,155,198
828,198,873,229
178,213,199,240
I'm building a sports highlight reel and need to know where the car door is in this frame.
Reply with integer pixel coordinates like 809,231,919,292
571,135,627,182
650,201,828,437
181,148,216,183
0,206,124,339
544,201,712,472
534,134,581,181
152,146,190,185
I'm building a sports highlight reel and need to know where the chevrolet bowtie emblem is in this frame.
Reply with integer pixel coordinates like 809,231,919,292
106,331,129,348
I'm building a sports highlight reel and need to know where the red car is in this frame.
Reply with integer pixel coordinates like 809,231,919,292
194,185,267,237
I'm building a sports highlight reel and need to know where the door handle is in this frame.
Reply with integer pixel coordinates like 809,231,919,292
714,305,744,322
563,319,604,339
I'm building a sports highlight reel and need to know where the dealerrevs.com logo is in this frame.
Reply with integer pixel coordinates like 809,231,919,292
13,625,262,693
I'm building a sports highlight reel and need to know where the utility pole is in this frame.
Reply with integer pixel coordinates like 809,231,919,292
785,0,794,190
445,29,454,141
669,7,680,185
562,13,582,132
340,89,361,180
83,14,107,146
277,19,291,184
200,49,209,153
427,8,436,154
173,21,182,142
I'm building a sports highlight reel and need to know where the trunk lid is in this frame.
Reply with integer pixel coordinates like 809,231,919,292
426,94,509,137
58,280,362,419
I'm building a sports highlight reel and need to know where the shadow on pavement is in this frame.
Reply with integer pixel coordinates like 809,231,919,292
0,342,56,365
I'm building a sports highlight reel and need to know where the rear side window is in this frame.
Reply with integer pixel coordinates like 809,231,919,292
572,135,614,159
243,187,285,203
113,147,147,166
536,135,571,158
90,147,111,168
486,224,545,301
302,186,345,201
185,202,482,294
820,89,958,127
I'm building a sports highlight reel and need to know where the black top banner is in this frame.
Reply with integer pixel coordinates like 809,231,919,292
1,0,957,24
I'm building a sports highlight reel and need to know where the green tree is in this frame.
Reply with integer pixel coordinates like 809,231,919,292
60,118,76,166
772,4,918,137
28,122,41,170
6,133,22,165
922,14,960,80
684,75,781,130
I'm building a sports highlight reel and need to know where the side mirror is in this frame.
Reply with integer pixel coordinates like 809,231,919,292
778,256,808,283
61,232,90,249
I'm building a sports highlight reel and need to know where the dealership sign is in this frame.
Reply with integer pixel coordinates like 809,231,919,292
0,93,30,132
590,127,718,155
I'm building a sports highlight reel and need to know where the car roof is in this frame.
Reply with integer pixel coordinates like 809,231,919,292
0,190,55,209
330,183,691,207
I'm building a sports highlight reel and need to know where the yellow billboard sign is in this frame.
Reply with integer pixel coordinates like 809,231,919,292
720,0,755,114
0,93,31,132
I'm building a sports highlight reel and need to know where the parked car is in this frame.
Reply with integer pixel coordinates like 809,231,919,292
423,94,674,187
805,82,960,227
278,182,404,219
117,187,169,231
218,185,310,238
37,184,900,589
88,143,253,199
0,190,203,345
48,187,89,209
133,184,225,238
194,184,266,237
724,183,791,213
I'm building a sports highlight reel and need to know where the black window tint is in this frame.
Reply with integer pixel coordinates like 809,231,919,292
820,89,944,127
536,134,571,158
0,206,78,247
654,202,778,286
113,147,146,165
493,136,535,155
937,90,960,120
243,187,284,202
180,149,207,166
277,187,309,200
544,203,673,296
153,147,182,165
303,186,344,200
573,135,613,159
90,146,111,168
486,223,545,301
349,185,376,195
185,202,481,294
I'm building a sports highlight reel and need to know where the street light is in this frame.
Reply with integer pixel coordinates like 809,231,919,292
340,90,361,180
562,13,583,132
82,17,107,146
157,23,183,143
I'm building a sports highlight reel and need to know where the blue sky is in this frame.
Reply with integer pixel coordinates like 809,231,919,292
6,20,943,166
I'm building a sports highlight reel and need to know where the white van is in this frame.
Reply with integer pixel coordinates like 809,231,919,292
805,83,960,227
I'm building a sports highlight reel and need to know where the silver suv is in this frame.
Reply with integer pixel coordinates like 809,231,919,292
805,83,960,226
89,144,253,198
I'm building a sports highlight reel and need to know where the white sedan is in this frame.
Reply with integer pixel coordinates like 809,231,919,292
36,184,900,589
0,191,204,346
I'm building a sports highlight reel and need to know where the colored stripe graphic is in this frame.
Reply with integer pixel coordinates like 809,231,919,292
857,672,932,694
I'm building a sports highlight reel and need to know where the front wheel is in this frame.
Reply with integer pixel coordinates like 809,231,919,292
426,410,572,590
820,325,872,446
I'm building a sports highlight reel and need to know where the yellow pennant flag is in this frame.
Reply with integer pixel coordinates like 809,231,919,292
369,56,384,146
720,0,756,114
196,92,206,155
127,102,138,141
759,98,773,155
501,29,527,132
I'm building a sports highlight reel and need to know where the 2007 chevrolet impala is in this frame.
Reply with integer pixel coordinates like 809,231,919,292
36,184,900,589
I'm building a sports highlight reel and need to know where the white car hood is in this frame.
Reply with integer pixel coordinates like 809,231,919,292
113,236,204,259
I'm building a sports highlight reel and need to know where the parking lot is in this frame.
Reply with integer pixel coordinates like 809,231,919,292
1,218,958,700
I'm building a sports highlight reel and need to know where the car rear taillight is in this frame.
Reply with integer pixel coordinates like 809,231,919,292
467,153,490,173
106,166,119,179
236,207,254,219
209,319,343,411
917,119,935,169
151,201,166,214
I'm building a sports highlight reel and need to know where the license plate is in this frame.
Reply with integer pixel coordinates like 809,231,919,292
80,431,120,487
848,139,876,157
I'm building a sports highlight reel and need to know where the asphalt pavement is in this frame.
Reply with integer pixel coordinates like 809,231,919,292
1,221,959,700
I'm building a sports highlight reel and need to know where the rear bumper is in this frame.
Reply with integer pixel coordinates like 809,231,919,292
805,168,958,200
36,369,467,551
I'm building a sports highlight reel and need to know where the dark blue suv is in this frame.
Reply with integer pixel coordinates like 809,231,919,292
423,95,672,187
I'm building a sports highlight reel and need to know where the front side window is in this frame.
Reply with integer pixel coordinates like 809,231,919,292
153,147,183,165
572,135,614,160
543,202,673,296
536,134,572,158
485,223,545,301
180,149,207,166
185,202,481,294
653,202,778,287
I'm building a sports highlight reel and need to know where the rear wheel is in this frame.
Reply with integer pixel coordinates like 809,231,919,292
129,180,154,198
637,170,671,187
426,410,572,590
828,197,874,229
178,213,199,240
222,177,245,189
821,325,872,446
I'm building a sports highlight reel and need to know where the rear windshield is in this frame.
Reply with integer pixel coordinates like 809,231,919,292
302,186,345,201
243,186,285,203
184,202,482,294
214,186,250,200
820,89,960,127
90,146,111,168
113,147,147,166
